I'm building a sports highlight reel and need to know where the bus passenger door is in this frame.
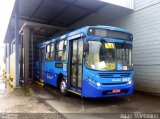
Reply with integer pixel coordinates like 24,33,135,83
39,47,45,80
68,38,83,92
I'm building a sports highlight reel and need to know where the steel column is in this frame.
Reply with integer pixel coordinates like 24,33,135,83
5,44,7,71
15,0,19,86
23,27,30,85
8,43,11,79
6,43,9,79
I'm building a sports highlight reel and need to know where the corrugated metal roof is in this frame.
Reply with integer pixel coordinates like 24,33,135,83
5,0,133,43
17,0,105,27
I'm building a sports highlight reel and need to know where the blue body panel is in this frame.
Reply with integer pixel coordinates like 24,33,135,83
82,79,133,98
37,25,132,48
82,66,134,97
34,25,134,98
42,61,67,86
43,62,57,86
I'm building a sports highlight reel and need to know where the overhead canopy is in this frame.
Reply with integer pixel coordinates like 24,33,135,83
18,0,107,27
5,0,133,43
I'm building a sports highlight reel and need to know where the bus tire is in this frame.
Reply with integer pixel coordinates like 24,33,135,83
59,79,67,95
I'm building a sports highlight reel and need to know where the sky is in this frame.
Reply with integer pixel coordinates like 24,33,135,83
0,0,15,66
100,0,133,9
0,0,15,46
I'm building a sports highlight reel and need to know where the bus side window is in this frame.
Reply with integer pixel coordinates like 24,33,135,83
46,45,51,61
51,43,55,60
55,39,67,61
46,43,55,61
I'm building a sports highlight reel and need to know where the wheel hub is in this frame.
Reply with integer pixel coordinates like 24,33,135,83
60,80,66,93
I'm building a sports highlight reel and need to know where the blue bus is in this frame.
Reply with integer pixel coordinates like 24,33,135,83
34,25,134,98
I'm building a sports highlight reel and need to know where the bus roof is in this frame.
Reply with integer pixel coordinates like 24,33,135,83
37,25,131,47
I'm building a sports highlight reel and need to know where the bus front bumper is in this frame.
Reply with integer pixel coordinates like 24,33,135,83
82,80,134,98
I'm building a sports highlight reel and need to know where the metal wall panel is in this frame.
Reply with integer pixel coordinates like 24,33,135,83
71,5,133,28
134,0,160,11
71,0,160,93
108,1,160,93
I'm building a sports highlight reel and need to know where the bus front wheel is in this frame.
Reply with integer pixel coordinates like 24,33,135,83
60,79,67,95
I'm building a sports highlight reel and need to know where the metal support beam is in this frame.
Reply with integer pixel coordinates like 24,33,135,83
8,43,11,79
23,26,30,85
7,43,11,80
5,44,7,71
15,0,19,86
19,21,69,35
30,30,34,80
9,42,11,56
5,43,10,80
12,15,65,27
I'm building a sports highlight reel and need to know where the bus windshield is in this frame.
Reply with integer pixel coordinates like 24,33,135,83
86,41,132,71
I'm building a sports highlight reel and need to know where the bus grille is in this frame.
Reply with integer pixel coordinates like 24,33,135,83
98,73,130,78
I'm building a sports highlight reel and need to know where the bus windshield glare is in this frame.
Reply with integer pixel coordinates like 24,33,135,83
86,41,132,71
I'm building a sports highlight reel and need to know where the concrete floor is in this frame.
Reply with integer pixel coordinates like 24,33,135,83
0,77,64,119
0,76,160,119
33,84,160,119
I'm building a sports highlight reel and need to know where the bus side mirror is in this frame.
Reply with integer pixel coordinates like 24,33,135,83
100,38,106,46
84,42,89,53
63,45,66,50
83,42,89,58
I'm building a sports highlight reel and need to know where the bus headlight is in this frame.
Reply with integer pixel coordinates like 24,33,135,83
85,77,92,84
128,80,132,84
85,77,101,87
96,82,101,87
